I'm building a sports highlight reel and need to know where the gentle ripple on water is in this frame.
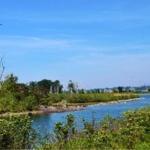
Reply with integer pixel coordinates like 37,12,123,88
31,94,150,135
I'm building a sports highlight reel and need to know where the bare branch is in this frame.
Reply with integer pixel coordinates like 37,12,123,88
0,56,5,89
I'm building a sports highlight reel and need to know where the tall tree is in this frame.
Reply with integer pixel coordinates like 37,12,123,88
118,86,123,93
2,74,18,92
53,80,63,93
13,83,29,100
28,81,37,89
37,79,52,91
67,80,78,94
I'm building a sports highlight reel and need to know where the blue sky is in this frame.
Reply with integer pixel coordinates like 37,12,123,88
0,0,150,89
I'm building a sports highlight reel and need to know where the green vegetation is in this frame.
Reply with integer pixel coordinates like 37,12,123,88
39,106,150,149
0,73,63,113
0,115,38,149
43,93,139,109
0,106,149,149
0,73,139,113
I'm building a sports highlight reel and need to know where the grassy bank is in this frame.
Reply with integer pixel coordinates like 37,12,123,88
45,93,139,105
0,93,139,114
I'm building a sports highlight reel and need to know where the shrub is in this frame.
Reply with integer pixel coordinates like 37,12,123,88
0,115,38,149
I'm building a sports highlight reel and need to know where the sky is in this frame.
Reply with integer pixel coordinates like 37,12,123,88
0,0,150,89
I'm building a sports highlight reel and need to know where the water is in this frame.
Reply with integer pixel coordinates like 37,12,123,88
31,94,150,135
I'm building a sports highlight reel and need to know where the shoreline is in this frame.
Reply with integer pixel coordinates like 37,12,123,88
88,98,140,106
0,105,85,118
0,98,140,118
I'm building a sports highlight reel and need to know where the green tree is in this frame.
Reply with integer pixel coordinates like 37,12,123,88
2,73,18,92
35,79,63,94
13,83,29,100
67,80,78,94
31,86,48,103
118,86,123,93
28,81,37,90
37,79,52,91
54,114,76,142
1,74,29,101
53,80,63,93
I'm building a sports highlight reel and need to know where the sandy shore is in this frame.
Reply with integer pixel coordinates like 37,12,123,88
0,98,140,118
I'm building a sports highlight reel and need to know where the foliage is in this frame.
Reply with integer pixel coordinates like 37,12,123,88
0,104,149,149
0,115,38,149
29,79,63,94
40,114,76,149
2,74,18,92
39,106,150,149
46,93,139,104
118,86,123,93
0,73,139,113
0,74,64,113
67,80,78,94
54,114,76,142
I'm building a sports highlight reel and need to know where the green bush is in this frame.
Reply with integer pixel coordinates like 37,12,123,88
23,95,39,111
0,96,16,113
39,106,150,149
0,115,38,149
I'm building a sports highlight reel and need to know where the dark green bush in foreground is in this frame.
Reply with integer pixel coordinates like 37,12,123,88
0,116,38,149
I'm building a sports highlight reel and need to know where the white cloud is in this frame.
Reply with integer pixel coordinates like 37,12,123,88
0,36,80,57
0,36,72,49
1,35,150,64
72,48,150,66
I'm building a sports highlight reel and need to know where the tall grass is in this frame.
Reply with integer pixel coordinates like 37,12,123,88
46,93,139,105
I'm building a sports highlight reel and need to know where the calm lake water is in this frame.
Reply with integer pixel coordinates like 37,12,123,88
31,94,150,135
